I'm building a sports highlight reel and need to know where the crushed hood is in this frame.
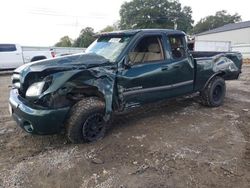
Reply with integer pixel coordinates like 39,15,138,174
14,53,110,76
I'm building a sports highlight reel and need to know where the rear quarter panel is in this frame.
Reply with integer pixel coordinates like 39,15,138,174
194,52,242,91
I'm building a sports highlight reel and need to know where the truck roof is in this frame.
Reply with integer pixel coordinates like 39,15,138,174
97,29,185,37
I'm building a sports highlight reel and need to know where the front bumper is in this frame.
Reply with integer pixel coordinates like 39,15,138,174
9,89,70,134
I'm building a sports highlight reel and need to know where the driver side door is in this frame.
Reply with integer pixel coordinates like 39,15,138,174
116,34,176,109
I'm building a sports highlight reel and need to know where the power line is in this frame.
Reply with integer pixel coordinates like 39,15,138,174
29,8,112,20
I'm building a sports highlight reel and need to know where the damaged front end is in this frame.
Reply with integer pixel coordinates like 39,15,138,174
9,54,116,134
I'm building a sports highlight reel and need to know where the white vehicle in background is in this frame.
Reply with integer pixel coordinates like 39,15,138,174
0,44,54,69
194,40,231,52
53,47,85,57
0,44,85,70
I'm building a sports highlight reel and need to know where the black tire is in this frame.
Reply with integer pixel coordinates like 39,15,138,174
200,76,226,107
65,97,106,143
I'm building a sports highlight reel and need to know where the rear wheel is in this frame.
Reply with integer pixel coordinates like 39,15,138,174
65,97,106,143
200,76,226,107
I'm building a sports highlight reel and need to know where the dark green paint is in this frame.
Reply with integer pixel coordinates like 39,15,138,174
9,29,242,135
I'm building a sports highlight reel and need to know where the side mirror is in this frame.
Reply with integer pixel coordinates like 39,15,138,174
124,55,132,69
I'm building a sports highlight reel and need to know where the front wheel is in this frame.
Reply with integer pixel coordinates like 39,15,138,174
200,76,226,107
65,97,106,143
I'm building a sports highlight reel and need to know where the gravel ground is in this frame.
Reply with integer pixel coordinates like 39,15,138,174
0,66,249,188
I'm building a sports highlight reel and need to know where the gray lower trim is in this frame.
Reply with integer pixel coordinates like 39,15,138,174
123,80,193,96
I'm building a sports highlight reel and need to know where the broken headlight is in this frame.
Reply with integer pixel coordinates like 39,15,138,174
26,81,45,97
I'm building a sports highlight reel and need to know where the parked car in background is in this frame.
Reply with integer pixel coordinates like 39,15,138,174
0,44,85,70
53,47,86,57
0,44,53,69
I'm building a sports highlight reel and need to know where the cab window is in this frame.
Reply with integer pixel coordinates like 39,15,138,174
169,35,186,59
0,44,17,52
128,36,164,65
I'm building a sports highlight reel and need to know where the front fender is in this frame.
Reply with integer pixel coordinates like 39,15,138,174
40,68,116,120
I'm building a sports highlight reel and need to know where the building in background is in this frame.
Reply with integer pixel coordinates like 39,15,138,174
195,21,250,58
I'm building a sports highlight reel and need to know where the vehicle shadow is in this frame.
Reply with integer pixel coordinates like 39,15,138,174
6,94,201,152
106,93,201,135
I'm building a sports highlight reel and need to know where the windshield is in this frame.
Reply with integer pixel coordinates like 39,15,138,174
85,35,132,62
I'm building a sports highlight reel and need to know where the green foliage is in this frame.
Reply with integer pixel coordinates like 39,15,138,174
193,10,242,34
119,0,193,33
55,36,72,47
100,21,120,33
73,27,96,47
100,25,116,33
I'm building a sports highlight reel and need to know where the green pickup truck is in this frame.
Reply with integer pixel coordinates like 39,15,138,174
9,29,242,143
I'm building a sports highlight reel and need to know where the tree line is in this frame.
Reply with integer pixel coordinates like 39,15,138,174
55,0,241,48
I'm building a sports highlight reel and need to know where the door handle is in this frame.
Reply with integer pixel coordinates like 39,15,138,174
161,65,169,71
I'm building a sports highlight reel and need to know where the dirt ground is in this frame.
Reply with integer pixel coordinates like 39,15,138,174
0,66,250,188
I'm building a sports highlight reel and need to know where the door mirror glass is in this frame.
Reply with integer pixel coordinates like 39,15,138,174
124,54,132,68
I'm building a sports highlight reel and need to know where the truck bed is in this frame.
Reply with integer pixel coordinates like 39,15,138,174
190,51,243,71
190,51,242,92
190,51,228,58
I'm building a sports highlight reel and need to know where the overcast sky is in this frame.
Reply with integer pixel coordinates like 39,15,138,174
0,0,249,46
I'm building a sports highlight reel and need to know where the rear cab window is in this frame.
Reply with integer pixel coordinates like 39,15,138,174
0,44,17,52
168,35,186,59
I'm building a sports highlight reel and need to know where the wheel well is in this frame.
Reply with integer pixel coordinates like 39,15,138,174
31,56,46,62
203,71,225,90
217,71,226,77
68,86,105,103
